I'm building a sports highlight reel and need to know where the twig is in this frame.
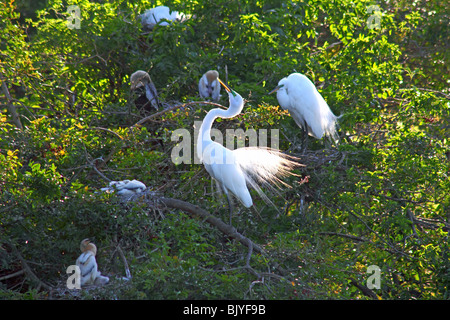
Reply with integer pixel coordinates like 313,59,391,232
87,127,124,140
9,243,52,291
399,87,450,99
225,65,228,84
317,199,412,258
0,269,25,281
80,142,112,182
406,209,419,239
319,231,367,242
131,101,224,127
113,235,132,279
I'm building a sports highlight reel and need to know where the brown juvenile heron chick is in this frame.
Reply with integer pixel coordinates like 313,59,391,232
198,70,221,101
76,238,109,287
130,70,161,112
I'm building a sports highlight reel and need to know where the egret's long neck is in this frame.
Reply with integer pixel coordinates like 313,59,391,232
197,96,244,160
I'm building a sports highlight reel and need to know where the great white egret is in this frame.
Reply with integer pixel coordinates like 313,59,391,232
197,79,300,224
76,239,109,287
270,72,340,151
130,70,161,112
199,70,221,101
139,6,187,30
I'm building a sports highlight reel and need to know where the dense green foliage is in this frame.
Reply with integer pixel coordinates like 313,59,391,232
1,0,448,300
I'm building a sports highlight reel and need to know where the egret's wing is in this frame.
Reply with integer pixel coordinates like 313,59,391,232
287,74,339,141
139,9,158,29
286,82,323,138
127,179,147,191
313,90,340,143
202,143,253,208
198,75,208,98
211,80,221,101
76,251,98,285
145,82,161,110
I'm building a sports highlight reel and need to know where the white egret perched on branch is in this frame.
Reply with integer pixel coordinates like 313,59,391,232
76,239,109,287
130,70,161,112
197,78,301,225
199,70,221,101
269,72,340,151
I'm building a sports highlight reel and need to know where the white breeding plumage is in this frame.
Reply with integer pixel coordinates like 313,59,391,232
197,79,300,224
270,72,340,149
139,6,187,30
75,239,109,287
199,70,221,101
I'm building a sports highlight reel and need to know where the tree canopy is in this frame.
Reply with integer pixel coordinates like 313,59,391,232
0,0,448,300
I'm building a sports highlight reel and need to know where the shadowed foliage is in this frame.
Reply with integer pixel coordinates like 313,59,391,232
0,0,448,300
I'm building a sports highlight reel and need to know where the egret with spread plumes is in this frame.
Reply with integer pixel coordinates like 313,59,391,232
270,72,340,151
130,70,161,112
197,79,300,224
76,239,109,287
199,70,221,101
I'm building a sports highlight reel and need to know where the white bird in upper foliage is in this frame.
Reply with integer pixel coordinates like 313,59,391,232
197,78,300,224
76,239,109,287
270,72,340,151
139,5,187,30
199,70,221,101
101,179,147,196
130,70,161,112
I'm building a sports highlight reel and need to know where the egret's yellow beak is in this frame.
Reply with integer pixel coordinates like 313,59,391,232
268,85,281,95
218,78,231,93
218,78,236,97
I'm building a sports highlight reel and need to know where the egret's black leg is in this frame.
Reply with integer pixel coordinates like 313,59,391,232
226,193,234,226
301,122,308,154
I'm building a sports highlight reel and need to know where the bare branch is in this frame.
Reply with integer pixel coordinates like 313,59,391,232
319,231,367,242
9,243,52,291
1,80,23,130
0,269,25,281
157,197,265,255
131,101,225,127
349,277,379,300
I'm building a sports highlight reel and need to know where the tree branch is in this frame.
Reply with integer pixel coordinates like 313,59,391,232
9,242,52,291
157,197,265,255
1,79,23,130
131,101,225,127
349,277,379,300
319,231,367,242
